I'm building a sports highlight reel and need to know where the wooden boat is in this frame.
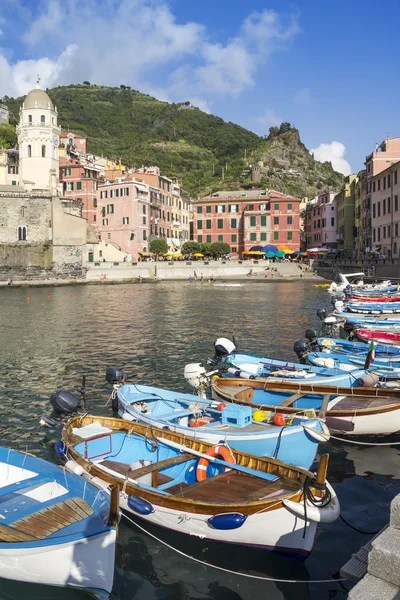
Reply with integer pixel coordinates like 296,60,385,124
357,329,400,346
346,301,400,314
307,351,400,382
62,415,340,558
116,383,329,470
315,336,400,359
222,352,375,388
211,377,400,435
0,445,118,597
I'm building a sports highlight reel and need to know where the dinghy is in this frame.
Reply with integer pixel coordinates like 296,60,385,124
346,301,400,314
0,445,118,597
356,329,400,346
306,351,400,382
211,377,400,436
116,381,329,470
62,415,339,558
314,336,400,359
221,352,375,388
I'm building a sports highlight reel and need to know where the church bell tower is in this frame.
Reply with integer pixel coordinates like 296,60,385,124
17,80,61,192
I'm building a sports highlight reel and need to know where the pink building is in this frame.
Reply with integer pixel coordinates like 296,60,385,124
365,136,400,252
310,192,337,248
370,160,400,257
97,179,150,258
193,190,301,255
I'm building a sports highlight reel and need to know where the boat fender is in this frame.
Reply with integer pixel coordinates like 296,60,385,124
302,422,330,442
357,372,379,387
127,495,154,515
55,439,67,459
217,403,227,411
283,481,340,524
208,513,248,530
253,409,269,422
64,460,85,476
273,413,285,426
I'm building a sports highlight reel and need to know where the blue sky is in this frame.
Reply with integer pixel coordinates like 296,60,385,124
1,0,399,175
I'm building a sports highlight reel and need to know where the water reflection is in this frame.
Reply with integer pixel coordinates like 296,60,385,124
0,283,398,599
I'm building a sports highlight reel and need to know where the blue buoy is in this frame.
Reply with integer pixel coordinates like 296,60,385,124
127,495,154,515
208,513,248,530
55,440,66,460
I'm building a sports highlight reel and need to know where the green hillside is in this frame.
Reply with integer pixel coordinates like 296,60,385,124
2,84,344,197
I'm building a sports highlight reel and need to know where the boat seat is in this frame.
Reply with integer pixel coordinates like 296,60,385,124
158,409,194,421
0,498,93,542
100,453,192,479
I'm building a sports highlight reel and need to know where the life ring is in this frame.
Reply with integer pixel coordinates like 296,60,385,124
196,445,236,482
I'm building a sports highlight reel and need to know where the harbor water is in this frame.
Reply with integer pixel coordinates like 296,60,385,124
0,281,399,600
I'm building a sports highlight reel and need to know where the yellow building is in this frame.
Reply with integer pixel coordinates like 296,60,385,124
335,174,357,257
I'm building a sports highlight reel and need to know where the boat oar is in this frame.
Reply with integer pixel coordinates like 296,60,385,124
156,437,284,482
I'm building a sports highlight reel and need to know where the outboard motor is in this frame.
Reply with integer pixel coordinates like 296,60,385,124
184,363,220,398
105,367,126,410
40,389,82,428
334,300,344,312
317,308,327,322
330,295,337,308
106,366,125,385
293,339,311,364
305,328,319,351
208,337,237,365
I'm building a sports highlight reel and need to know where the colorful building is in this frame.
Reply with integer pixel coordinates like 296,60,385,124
97,179,150,259
370,160,400,257
309,192,337,249
354,170,366,258
365,136,400,255
193,190,301,255
59,158,101,225
335,174,357,257
0,149,20,186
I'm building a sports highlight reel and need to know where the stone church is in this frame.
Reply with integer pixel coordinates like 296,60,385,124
0,82,97,281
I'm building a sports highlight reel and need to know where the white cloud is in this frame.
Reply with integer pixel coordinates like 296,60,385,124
0,1,300,105
310,141,352,175
257,109,282,127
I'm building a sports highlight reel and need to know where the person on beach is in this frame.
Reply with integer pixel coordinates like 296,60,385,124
7,278,13,286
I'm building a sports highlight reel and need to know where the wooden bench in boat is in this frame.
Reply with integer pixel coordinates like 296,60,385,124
100,453,193,487
0,498,93,542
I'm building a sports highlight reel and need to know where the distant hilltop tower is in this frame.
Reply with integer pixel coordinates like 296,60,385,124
17,79,61,192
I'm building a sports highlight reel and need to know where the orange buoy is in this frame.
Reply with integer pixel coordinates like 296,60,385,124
273,413,286,426
47,295,51,299
26,297,30,302
106,291,110,295
123,290,126,293
69,293,73,296
88,293,92,296
217,403,227,411
196,445,235,482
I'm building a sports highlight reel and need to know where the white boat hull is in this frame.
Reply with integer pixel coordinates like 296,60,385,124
326,400,400,435
119,493,318,556
0,530,116,597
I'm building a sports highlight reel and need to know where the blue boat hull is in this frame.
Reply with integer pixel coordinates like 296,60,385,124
116,384,326,470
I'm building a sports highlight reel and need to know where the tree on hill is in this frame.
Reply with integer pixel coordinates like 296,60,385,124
181,241,201,255
150,237,168,256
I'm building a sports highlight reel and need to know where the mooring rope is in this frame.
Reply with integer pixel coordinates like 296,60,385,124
122,512,348,584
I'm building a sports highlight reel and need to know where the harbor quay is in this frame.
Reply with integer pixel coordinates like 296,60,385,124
0,260,324,286
345,493,400,599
